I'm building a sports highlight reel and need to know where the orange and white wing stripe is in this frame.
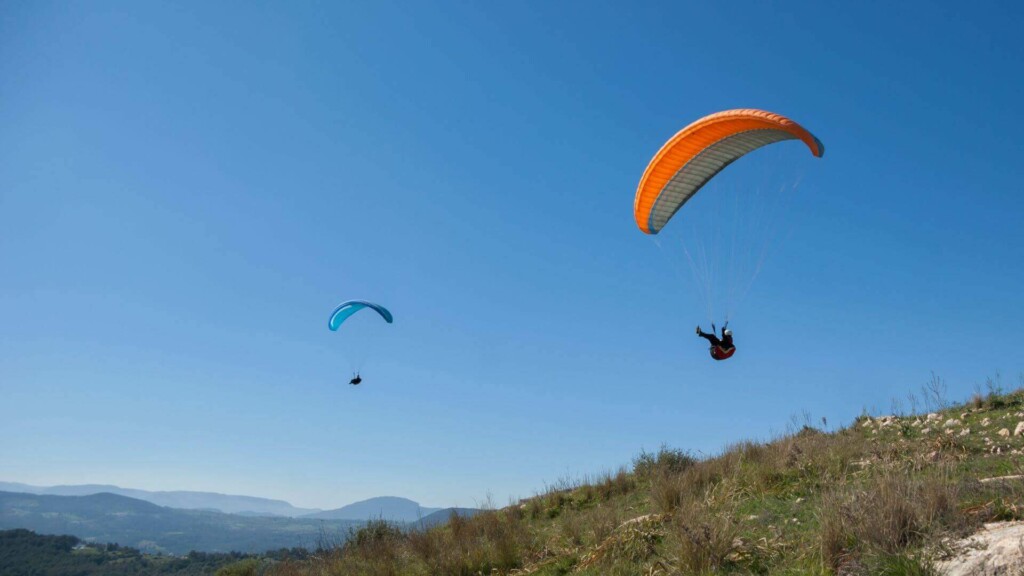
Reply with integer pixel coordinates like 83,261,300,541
634,109,824,234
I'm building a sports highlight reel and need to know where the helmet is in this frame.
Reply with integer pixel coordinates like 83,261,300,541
723,329,732,337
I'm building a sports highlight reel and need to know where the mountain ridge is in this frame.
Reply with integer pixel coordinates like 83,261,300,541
302,495,445,522
0,488,482,555
0,481,320,517
0,490,362,555
0,482,453,520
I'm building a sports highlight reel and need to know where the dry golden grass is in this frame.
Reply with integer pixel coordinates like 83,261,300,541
666,498,738,573
817,467,964,571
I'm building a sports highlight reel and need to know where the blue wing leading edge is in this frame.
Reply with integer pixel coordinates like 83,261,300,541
328,300,394,331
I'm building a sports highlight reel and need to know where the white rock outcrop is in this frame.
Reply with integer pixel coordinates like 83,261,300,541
935,521,1024,575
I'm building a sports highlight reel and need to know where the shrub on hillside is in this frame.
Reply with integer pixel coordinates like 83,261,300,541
632,446,696,478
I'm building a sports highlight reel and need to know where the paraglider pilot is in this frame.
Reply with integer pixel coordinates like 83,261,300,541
696,323,735,361
349,373,362,385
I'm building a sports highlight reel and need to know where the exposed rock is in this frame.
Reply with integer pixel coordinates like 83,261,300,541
979,475,1024,484
921,427,932,435
999,428,1011,437
1014,422,1024,436
935,521,1024,575
616,513,666,529
983,417,992,426
959,428,970,437
927,412,940,421
944,418,960,428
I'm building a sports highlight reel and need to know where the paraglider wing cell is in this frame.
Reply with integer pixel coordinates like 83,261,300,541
328,300,394,331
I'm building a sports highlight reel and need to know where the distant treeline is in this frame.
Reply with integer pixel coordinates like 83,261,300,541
0,529,309,576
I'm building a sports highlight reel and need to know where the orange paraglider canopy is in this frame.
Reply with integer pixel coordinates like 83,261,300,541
634,109,824,234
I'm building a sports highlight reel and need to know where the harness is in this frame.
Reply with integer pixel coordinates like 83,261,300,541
710,345,736,361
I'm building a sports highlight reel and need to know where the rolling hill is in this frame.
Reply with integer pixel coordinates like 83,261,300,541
302,496,444,522
0,482,320,517
0,491,360,555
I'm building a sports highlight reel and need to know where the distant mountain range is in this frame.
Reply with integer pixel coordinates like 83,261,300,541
0,490,360,555
0,482,319,517
0,482,458,522
0,483,482,554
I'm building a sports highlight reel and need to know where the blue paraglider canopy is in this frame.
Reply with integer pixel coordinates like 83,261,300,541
328,300,393,331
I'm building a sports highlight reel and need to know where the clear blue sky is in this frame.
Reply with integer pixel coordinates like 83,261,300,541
2,1,1022,510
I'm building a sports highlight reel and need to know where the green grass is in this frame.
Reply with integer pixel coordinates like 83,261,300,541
269,382,1024,575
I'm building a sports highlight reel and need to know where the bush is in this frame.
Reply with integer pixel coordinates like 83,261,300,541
633,446,696,478
216,558,263,576
346,519,404,551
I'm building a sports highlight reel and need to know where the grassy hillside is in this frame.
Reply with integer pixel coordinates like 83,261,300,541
267,381,1024,575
